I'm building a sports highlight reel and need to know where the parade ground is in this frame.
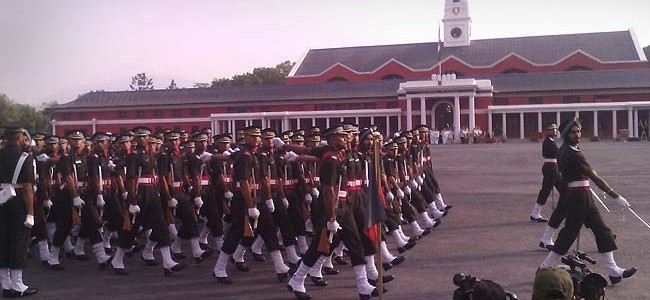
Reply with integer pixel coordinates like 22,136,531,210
23,141,649,300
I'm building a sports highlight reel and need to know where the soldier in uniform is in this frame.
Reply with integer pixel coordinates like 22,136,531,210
0,126,39,298
530,122,561,223
539,119,637,284
287,125,382,300
382,140,416,254
32,136,59,266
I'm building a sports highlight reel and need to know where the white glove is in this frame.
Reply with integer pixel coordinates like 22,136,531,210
37,153,50,162
223,150,232,156
327,220,342,233
284,151,299,162
24,214,35,228
121,192,128,201
265,199,275,213
194,197,204,208
395,188,405,200
248,207,260,219
107,160,116,171
271,137,285,149
422,173,426,179
385,192,395,202
311,187,320,198
168,198,178,208
304,193,313,205
43,199,53,209
612,196,630,208
410,180,419,189
128,204,140,214
319,141,328,146
281,197,289,209
199,152,213,163
404,185,411,196
224,190,233,200
96,194,105,208
73,196,85,208
416,175,424,185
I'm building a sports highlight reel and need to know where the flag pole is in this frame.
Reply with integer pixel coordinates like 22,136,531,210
437,22,442,83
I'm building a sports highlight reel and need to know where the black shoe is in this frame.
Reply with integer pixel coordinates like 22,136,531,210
194,249,214,264
125,244,144,258
530,216,549,223
359,287,387,300
230,258,250,272
287,284,312,300
171,252,186,260
3,287,39,298
406,237,418,243
287,262,297,269
141,256,158,266
277,272,289,282
382,263,393,271
104,248,114,255
421,228,432,237
609,267,637,284
164,262,187,277
252,252,266,262
443,204,453,211
64,251,74,259
74,253,90,261
289,260,301,276
538,242,553,251
113,268,129,276
431,219,442,228
48,263,64,271
391,255,405,266
99,256,113,270
333,256,348,265
214,275,233,284
199,242,211,251
40,260,48,267
368,274,395,286
323,267,339,275
398,240,416,253
310,276,328,286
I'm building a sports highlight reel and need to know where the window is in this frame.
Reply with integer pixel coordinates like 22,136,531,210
62,113,70,120
364,103,376,109
493,99,509,106
118,111,128,119
190,108,199,116
528,97,543,105
136,111,144,118
563,96,580,104
501,68,527,74
79,112,88,119
191,126,199,133
327,77,348,82
565,65,592,72
335,104,345,110
154,110,163,117
172,109,181,117
381,74,404,80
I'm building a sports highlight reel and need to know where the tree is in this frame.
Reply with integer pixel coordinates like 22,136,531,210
167,79,178,90
0,93,52,135
130,73,154,90
208,61,295,87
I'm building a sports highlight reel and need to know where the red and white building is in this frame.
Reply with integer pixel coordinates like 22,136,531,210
49,0,650,141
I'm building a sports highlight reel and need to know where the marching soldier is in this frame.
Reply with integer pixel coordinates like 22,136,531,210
530,122,561,223
0,126,39,298
539,119,637,284
32,136,59,266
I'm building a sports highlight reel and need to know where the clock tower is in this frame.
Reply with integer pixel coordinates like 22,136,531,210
442,0,471,47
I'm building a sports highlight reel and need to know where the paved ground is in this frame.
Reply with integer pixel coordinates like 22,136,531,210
22,141,650,300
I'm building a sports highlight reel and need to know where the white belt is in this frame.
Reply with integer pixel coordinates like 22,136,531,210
544,159,558,163
363,180,369,187
76,182,86,188
200,179,210,186
284,179,295,186
1,183,23,189
138,178,156,184
347,180,358,187
223,177,232,183
172,182,182,188
338,190,348,200
269,179,278,185
355,179,362,186
567,180,589,188
235,182,260,189
102,179,112,185
313,176,320,182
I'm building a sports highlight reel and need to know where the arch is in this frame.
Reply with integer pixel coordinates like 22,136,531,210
327,76,348,82
501,68,527,74
381,74,405,80
565,65,592,71
431,100,454,130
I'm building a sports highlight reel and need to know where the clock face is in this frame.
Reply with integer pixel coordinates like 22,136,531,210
451,27,462,39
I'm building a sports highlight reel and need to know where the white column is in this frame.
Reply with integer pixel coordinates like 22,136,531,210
386,116,391,135
51,120,57,135
537,112,542,133
398,114,402,131
519,112,525,139
326,118,330,128
312,118,316,127
297,118,301,129
487,112,493,137
420,98,426,125
91,118,97,134
556,111,561,125
633,109,639,137
469,96,475,131
453,96,461,142
282,117,289,131
355,117,359,125
502,113,507,139
575,111,580,118
370,116,375,124
612,110,617,139
406,97,413,130
593,111,599,138
627,107,634,138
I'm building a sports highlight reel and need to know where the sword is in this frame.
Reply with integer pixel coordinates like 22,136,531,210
252,167,258,230
170,162,176,216
590,188,610,213
73,162,82,218
627,206,650,229
329,174,342,244
98,164,104,219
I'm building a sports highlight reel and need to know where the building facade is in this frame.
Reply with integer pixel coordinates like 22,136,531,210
49,0,650,141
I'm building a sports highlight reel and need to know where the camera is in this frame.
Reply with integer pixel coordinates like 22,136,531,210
561,251,608,300
452,273,518,300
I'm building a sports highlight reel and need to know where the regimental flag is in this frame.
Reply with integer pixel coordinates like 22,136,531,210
364,148,387,243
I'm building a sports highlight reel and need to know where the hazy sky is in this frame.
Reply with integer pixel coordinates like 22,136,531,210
1,0,649,107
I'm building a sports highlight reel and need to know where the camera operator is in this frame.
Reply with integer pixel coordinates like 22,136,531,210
453,273,517,300
533,267,574,300
538,119,636,285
